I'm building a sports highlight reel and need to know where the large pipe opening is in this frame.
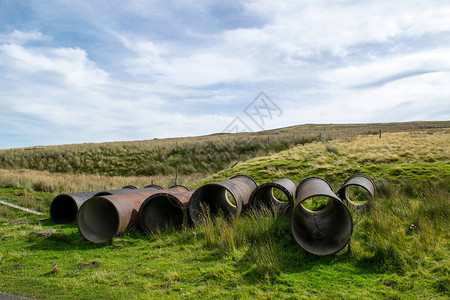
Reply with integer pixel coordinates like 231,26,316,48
189,185,237,223
337,175,375,210
189,175,257,223
291,177,353,256
77,197,119,243
50,195,78,224
139,194,185,234
291,195,352,256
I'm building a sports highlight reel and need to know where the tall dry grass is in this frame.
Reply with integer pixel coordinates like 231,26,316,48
0,169,203,194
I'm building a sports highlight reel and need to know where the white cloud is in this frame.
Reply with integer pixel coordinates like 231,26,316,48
322,49,450,88
1,2,450,148
232,1,450,56
0,43,109,88
0,30,50,44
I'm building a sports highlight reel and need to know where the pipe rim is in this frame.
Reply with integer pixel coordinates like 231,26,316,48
295,177,333,198
138,193,187,234
337,175,375,209
50,194,78,224
121,185,137,189
189,183,240,223
77,197,120,243
230,174,258,186
168,185,190,192
144,184,163,190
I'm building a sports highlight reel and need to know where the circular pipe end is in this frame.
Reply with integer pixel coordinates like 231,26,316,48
77,197,120,243
50,195,78,224
139,194,186,234
189,184,237,224
338,175,375,210
249,182,294,213
290,195,353,256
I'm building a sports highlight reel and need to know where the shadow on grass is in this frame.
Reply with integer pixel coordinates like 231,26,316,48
25,222,108,251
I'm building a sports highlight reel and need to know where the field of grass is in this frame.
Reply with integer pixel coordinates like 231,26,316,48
0,122,449,299
0,121,448,177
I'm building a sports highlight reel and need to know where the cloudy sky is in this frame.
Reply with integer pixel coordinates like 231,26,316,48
1,1,449,149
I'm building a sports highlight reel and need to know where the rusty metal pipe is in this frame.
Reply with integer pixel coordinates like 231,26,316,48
337,175,375,211
92,185,162,197
189,175,257,223
77,185,187,243
291,177,353,256
49,185,145,224
138,190,194,234
248,178,295,214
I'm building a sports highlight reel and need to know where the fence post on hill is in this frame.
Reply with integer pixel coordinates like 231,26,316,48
379,129,382,139
174,171,178,185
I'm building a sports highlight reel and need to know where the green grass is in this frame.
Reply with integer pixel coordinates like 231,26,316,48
0,122,449,299
0,177,448,299
208,130,450,185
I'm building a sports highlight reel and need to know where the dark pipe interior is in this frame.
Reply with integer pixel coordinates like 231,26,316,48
77,198,119,243
50,195,78,224
291,196,352,256
141,196,184,234
190,185,236,222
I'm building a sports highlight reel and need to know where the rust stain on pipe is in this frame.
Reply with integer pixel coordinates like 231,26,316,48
138,190,194,234
92,186,162,197
189,175,257,223
49,185,146,224
291,177,353,256
248,178,295,214
337,174,375,211
77,185,187,243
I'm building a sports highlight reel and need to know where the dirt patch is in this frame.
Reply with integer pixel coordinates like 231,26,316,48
30,229,55,237
5,217,28,225
76,261,100,270
383,281,397,288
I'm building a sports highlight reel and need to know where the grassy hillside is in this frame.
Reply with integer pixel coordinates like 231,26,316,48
0,122,448,299
210,128,450,185
0,121,448,177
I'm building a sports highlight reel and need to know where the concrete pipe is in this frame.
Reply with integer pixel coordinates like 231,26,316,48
137,189,194,234
77,185,187,243
189,175,257,223
337,174,375,211
291,177,353,256
248,178,296,214
50,185,143,224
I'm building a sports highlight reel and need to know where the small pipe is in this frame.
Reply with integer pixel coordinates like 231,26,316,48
248,178,296,214
337,174,375,211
